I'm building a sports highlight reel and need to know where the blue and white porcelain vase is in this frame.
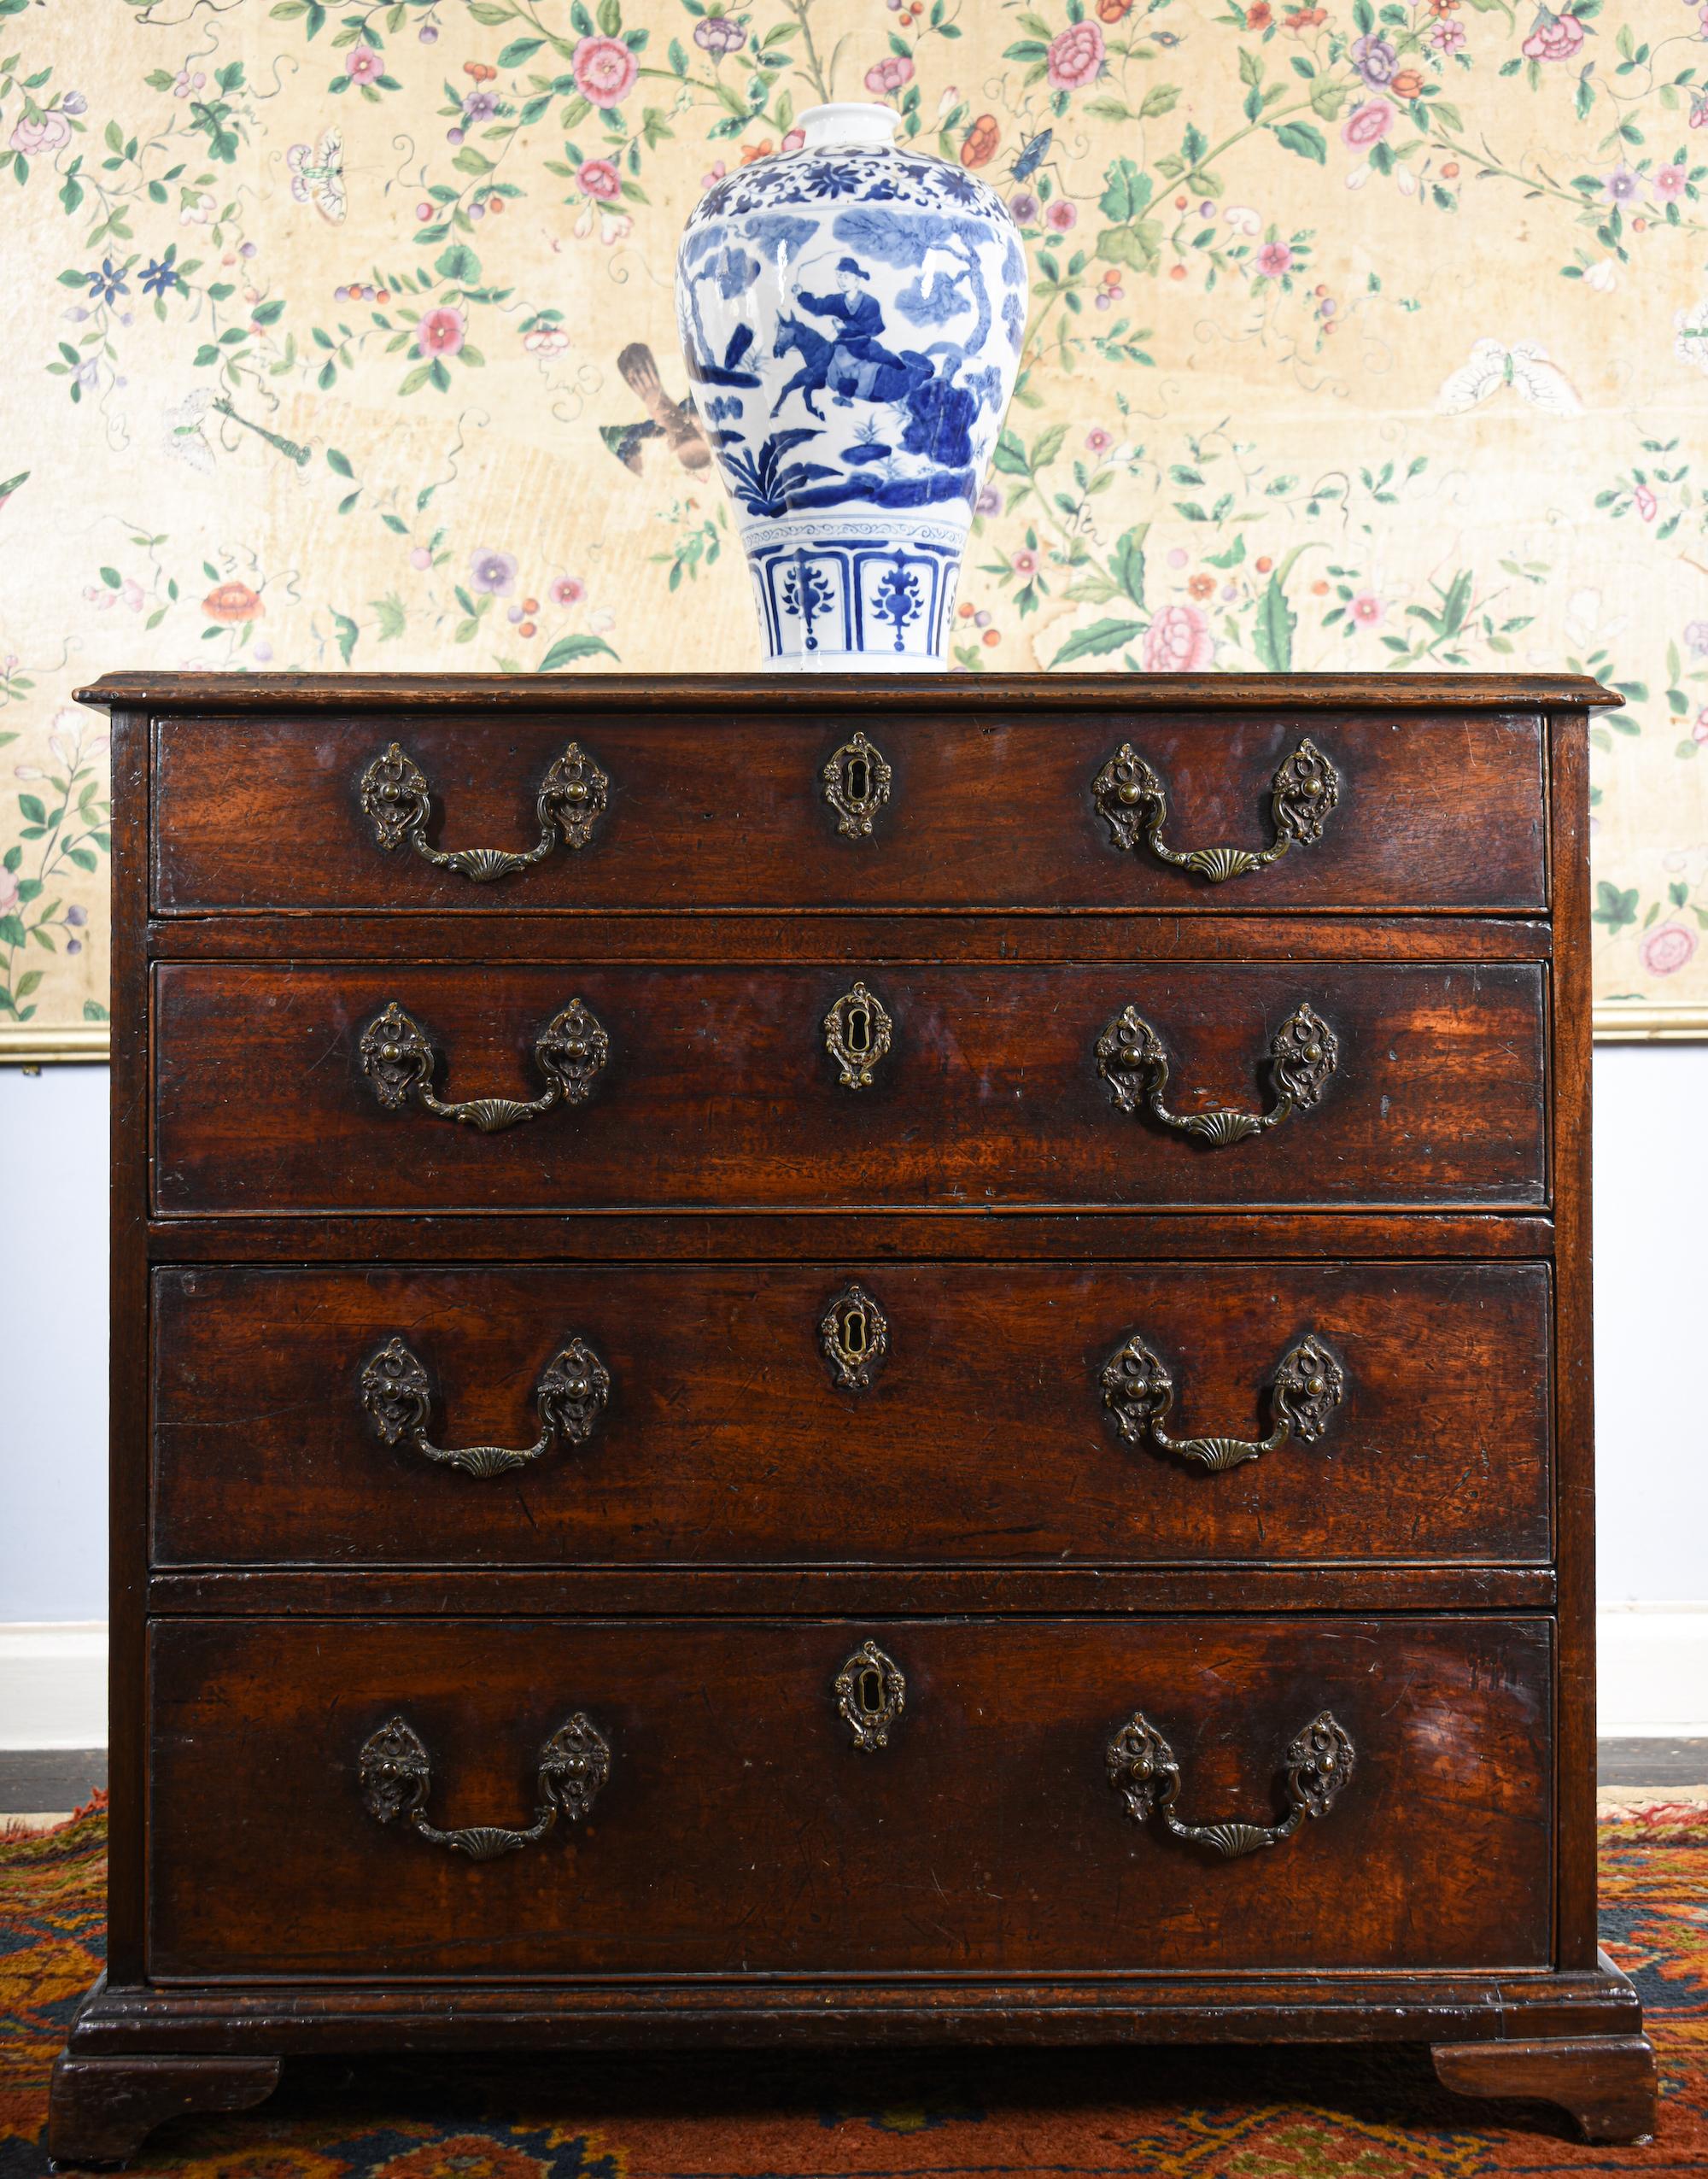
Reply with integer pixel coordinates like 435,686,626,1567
676,102,1027,672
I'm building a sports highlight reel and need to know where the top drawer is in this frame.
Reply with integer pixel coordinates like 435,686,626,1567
151,709,1548,915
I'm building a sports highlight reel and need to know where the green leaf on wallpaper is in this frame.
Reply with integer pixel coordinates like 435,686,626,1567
991,430,1029,477
84,1002,108,1022
332,612,359,665
1095,223,1160,272
499,37,545,66
1308,76,1349,120
1272,120,1326,164
1111,525,1147,607
15,970,42,1000
1594,882,1639,933
1098,155,1152,223
1253,574,1296,671
539,634,619,671
1050,617,1144,666
325,448,354,477
1138,85,1179,120
16,794,45,826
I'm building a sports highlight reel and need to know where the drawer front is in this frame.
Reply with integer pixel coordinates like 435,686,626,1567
152,1262,1552,1568
151,711,1547,914
152,962,1547,1215
146,1614,1553,1980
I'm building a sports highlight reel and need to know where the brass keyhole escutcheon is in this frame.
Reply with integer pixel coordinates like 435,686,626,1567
822,730,893,841
819,1281,888,1391
834,1640,906,1752
823,981,893,1091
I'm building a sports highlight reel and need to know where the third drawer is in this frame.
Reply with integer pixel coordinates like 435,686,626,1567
151,1260,1552,1567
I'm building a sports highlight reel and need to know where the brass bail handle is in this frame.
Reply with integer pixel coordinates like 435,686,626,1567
1096,1000,1339,1146
358,997,610,1133
357,1713,612,1861
1092,737,1340,884
359,1334,611,1478
1107,1707,1355,1860
1101,1333,1344,1473
358,740,609,883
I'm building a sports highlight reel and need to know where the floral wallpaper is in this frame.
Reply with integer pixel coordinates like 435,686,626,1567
4,0,1708,1044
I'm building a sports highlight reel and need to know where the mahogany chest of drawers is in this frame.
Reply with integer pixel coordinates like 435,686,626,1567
54,672,1655,2161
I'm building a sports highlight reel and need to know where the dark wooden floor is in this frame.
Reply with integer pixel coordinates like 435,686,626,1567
2,1743,1705,1812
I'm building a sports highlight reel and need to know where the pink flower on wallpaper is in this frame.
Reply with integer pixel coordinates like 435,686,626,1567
417,305,465,357
1430,21,1466,53
1521,13,1585,62
1641,922,1696,977
1044,198,1078,231
1143,603,1214,672
344,44,384,84
863,54,914,95
1341,100,1393,149
551,576,586,606
1350,592,1385,626
572,35,639,109
1085,426,1113,453
578,159,621,200
1655,165,1688,201
1047,20,1105,91
1635,483,1658,521
1011,548,1038,576
1254,240,1294,277
9,108,71,155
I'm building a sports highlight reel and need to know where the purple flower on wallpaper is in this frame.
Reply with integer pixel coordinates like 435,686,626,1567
1351,35,1397,87
693,15,746,54
1009,190,1039,225
1604,165,1641,203
462,88,499,123
470,547,518,595
1684,619,1708,656
974,483,1003,517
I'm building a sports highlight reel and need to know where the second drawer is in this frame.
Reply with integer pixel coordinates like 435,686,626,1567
152,1261,1552,1567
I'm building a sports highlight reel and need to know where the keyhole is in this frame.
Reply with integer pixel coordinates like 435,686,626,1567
857,1666,883,1714
842,1307,868,1358
845,754,869,803
846,1006,870,1054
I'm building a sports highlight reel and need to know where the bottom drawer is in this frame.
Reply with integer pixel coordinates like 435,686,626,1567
147,1615,1553,1981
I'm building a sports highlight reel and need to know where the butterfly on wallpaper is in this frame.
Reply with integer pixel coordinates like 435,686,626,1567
1010,129,1051,182
1435,338,1583,418
287,129,345,224
600,342,711,477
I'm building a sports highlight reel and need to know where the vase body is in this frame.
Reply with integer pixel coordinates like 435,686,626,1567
676,103,1027,671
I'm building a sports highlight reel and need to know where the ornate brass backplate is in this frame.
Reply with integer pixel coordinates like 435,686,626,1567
357,1711,611,1860
1096,1000,1338,1145
1107,1707,1354,1859
358,739,608,882
819,1282,889,1391
1100,1332,1344,1473
358,996,609,1132
359,1333,611,1477
823,981,893,1091
1091,737,1340,883
822,730,893,841
834,1640,906,1752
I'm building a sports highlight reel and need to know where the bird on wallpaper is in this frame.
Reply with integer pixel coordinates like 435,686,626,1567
600,343,711,477
1436,338,1583,418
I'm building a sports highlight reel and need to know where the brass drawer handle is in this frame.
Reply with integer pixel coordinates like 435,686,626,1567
1101,1332,1343,1473
823,981,893,1091
822,730,892,841
1092,737,1339,882
359,1335,611,1477
835,1640,906,1752
359,998,609,1133
358,1713,611,1861
1108,1707,1354,1859
359,740,608,882
1097,1000,1337,1145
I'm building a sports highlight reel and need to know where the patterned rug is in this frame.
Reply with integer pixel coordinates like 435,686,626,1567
3,1798,1704,2176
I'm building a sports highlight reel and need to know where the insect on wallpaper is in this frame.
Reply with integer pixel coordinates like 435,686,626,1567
4,0,1708,1045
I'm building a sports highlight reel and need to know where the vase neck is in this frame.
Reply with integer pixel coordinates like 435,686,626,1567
798,103,901,151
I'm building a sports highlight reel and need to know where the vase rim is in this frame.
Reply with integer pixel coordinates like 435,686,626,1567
798,103,902,151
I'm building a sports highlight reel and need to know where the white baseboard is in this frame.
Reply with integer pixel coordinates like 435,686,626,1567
0,1612,1704,1749
0,1623,107,1748
1598,1605,1708,1736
